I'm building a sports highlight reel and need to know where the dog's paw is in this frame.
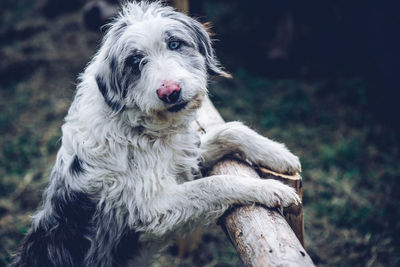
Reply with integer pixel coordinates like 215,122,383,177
210,121,301,175
257,179,301,208
249,139,301,175
264,147,301,175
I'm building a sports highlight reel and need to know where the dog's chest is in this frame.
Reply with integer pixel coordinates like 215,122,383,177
129,131,201,183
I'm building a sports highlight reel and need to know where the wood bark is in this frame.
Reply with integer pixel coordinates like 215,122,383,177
196,97,314,267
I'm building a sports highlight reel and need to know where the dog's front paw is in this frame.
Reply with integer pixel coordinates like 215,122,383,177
212,121,302,175
257,179,301,209
250,140,301,175
265,147,301,175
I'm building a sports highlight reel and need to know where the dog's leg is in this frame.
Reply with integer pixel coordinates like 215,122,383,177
137,175,299,237
200,121,301,174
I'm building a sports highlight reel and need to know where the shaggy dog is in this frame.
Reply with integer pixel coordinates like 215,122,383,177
12,2,301,266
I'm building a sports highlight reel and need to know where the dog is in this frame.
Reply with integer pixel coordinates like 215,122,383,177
12,2,301,266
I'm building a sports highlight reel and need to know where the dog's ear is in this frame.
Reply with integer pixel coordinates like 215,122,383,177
192,20,231,78
95,55,126,113
94,22,130,113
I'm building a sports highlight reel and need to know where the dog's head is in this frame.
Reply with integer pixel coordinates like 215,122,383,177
93,1,229,118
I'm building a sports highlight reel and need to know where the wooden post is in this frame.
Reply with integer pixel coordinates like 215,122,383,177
196,97,314,267
171,0,189,13
257,167,305,247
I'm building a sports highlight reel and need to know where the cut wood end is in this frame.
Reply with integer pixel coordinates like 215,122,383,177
257,166,301,181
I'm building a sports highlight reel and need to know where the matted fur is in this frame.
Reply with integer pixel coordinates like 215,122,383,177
12,2,301,266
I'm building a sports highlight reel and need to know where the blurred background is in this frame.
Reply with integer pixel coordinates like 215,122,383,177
0,0,399,266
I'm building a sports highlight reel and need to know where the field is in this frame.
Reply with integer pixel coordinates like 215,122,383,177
0,1,399,266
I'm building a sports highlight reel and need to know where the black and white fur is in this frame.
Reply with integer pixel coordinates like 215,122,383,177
12,2,301,266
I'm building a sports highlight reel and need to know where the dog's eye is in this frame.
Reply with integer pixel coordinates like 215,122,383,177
168,40,181,50
125,54,145,72
131,55,142,65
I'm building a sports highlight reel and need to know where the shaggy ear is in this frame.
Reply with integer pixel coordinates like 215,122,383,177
191,20,231,78
94,20,130,113
95,55,126,113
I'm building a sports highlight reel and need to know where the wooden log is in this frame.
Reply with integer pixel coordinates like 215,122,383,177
171,0,189,13
257,167,305,247
196,97,314,266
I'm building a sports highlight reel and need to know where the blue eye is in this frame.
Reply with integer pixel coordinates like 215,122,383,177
168,40,181,50
132,55,141,65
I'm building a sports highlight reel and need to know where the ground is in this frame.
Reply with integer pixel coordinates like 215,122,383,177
0,1,399,266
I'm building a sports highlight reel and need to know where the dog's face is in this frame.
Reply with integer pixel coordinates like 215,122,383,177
94,2,229,118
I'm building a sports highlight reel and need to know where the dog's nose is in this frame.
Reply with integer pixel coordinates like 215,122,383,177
156,80,181,104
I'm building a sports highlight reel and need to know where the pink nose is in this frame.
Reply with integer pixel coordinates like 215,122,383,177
156,80,181,104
